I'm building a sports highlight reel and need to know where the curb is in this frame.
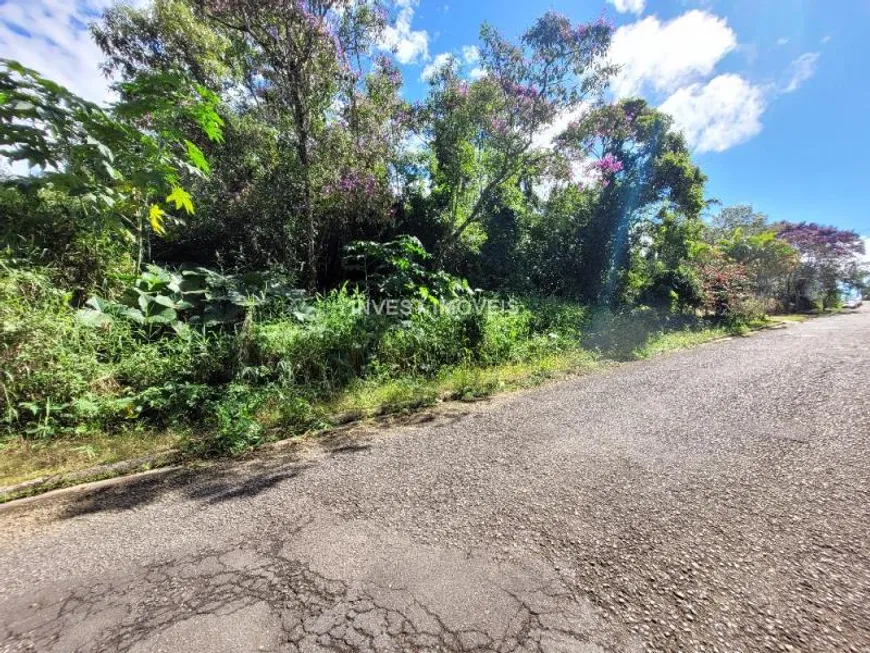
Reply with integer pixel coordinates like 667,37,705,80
0,451,180,504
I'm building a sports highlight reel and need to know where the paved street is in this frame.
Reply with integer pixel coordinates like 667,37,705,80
1,310,868,653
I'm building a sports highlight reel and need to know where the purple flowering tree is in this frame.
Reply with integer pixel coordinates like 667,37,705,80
420,11,615,261
776,222,866,308
313,54,411,282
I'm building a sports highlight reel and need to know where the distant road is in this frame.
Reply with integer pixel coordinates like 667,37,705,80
2,309,869,652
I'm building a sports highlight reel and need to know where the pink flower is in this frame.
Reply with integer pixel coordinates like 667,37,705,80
593,153,623,175
489,117,509,135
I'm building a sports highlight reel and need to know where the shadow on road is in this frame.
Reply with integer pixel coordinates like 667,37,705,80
56,430,381,519
59,462,309,519
5,402,477,525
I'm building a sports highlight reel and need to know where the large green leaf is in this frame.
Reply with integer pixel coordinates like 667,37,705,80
75,308,113,328
166,186,195,215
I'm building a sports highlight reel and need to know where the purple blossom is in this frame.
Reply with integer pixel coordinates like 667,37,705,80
326,169,379,198
489,117,509,135
777,223,865,258
594,14,614,30
593,153,624,176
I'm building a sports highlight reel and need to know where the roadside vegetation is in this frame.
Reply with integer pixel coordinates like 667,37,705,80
1,0,866,486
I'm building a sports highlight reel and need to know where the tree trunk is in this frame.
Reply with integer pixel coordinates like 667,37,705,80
296,127,318,292
304,175,317,292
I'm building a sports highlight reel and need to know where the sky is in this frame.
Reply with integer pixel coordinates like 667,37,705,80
0,0,868,254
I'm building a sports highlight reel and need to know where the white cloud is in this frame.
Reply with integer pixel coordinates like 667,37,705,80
776,37,789,46
461,45,479,64
0,0,128,103
420,52,452,81
861,237,870,265
606,0,646,14
420,47,483,81
660,74,765,153
531,106,588,151
610,10,737,98
783,52,820,93
461,46,483,80
378,0,430,65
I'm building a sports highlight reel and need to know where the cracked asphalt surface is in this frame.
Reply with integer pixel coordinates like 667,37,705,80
1,309,868,653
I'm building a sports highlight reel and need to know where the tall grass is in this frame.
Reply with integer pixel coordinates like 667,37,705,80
1,263,738,464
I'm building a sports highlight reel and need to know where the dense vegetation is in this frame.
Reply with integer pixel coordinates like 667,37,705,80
0,0,866,460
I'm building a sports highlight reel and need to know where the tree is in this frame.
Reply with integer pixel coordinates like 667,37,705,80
420,11,615,263
92,0,240,92
709,204,768,239
0,59,223,270
696,252,753,322
776,222,865,309
520,183,594,297
194,0,386,288
719,228,798,308
556,99,706,302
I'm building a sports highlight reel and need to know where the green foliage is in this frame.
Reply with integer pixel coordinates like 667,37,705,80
207,384,265,455
76,264,304,336
343,236,473,303
253,289,373,393
0,59,223,249
92,0,241,90
0,263,105,435
3,5,864,470
638,265,703,313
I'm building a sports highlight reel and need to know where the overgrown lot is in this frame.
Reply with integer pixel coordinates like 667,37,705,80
1,1,865,487
0,255,745,486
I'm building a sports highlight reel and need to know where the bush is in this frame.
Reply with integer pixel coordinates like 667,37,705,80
113,332,236,391
376,305,492,375
697,256,756,325
0,264,108,435
205,384,265,455
525,298,589,338
1,262,246,435
478,306,533,365
253,289,375,392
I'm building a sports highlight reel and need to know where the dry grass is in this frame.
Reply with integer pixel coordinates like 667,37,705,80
0,429,183,488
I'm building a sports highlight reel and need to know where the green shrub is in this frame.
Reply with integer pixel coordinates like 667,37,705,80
478,306,533,365
253,289,375,392
113,331,236,391
205,384,265,455
375,306,491,376
523,297,588,337
0,264,108,435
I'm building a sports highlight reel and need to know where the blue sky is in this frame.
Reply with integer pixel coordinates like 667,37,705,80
1,0,868,252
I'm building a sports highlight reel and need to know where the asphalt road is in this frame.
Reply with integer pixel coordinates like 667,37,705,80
1,309,869,653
